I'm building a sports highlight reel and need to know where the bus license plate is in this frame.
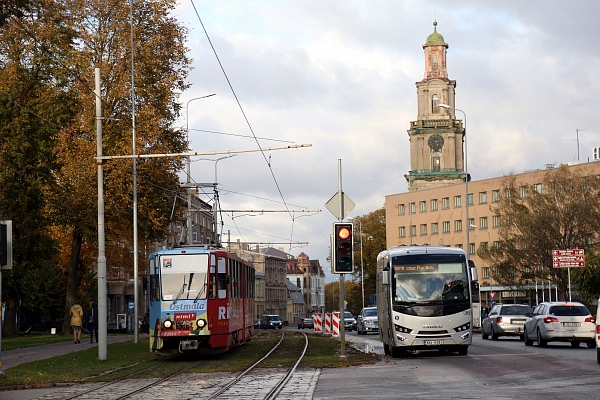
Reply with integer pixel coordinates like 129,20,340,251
424,340,444,346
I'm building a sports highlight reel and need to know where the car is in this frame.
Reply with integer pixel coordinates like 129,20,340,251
343,311,356,331
481,304,531,340
596,300,600,363
298,317,314,329
261,314,283,329
523,301,595,347
356,306,378,335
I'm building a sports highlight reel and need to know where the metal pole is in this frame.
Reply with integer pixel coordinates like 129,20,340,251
337,159,345,357
96,68,108,360
129,0,139,343
213,155,235,246
0,269,4,377
185,94,216,246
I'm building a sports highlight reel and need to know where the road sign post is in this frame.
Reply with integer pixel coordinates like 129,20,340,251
552,249,585,301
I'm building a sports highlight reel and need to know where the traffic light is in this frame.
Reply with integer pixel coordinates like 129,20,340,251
332,222,354,274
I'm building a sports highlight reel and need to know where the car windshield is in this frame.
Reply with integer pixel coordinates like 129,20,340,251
549,305,589,316
267,316,280,321
364,308,377,317
500,306,530,315
345,312,353,319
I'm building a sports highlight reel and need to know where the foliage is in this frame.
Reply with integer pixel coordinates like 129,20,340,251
479,166,600,299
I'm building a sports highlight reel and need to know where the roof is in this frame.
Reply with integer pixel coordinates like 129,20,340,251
425,21,446,45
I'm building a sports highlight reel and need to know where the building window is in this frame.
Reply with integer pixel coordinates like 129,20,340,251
410,202,416,215
480,242,489,251
443,221,450,233
479,191,487,204
432,153,441,171
297,278,301,288
468,218,475,230
493,241,501,249
420,224,427,235
455,244,463,249
534,183,543,194
431,222,439,234
520,185,528,198
442,197,450,209
455,220,462,232
454,195,462,208
410,225,416,237
468,193,474,206
493,215,501,228
480,217,488,229
398,204,405,216
482,267,490,279
492,189,500,202
399,226,406,238
420,201,427,213
468,243,475,255
431,199,438,211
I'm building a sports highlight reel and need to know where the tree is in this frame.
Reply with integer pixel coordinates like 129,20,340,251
351,207,387,308
480,166,600,300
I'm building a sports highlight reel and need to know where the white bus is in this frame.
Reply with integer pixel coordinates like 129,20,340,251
377,246,478,357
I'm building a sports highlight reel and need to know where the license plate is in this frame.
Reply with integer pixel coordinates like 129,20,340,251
424,340,445,346
562,322,580,327
511,319,525,324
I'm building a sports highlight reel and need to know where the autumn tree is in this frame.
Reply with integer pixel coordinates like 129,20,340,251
479,166,600,301
351,207,387,308
0,0,191,334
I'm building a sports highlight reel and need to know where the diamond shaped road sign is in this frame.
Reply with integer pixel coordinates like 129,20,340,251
325,192,355,220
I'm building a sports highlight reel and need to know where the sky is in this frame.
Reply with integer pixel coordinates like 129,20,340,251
171,0,600,282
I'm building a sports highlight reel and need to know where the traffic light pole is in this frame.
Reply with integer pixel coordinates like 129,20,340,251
337,159,346,358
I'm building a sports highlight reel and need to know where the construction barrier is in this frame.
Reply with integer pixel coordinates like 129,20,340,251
313,313,322,333
324,312,332,335
332,311,340,337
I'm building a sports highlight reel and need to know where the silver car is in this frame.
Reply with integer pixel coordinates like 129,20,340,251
523,301,595,347
344,311,357,331
481,304,530,340
357,307,378,335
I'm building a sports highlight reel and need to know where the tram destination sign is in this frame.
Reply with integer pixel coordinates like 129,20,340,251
552,249,585,268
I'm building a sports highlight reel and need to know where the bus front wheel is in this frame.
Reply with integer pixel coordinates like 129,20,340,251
457,345,468,356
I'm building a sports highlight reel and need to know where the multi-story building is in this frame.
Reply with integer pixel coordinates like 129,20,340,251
385,22,600,307
286,252,325,318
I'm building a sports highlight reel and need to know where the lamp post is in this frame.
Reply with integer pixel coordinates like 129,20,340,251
185,94,216,245
349,218,365,311
439,104,469,259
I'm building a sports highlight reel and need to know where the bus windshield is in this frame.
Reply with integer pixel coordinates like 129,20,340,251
160,254,209,301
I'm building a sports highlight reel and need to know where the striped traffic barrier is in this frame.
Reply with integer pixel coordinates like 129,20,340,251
324,312,332,335
332,311,340,337
313,313,322,333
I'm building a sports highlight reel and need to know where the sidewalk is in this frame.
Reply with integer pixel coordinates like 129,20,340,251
2,333,147,370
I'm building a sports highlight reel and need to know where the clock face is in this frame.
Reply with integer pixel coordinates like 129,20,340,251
428,134,444,151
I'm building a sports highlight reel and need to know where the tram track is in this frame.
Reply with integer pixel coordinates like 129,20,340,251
208,331,309,400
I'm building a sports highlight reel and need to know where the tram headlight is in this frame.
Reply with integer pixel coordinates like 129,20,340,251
163,320,172,329
196,319,206,329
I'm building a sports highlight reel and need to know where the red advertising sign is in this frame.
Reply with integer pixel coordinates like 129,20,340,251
552,249,585,268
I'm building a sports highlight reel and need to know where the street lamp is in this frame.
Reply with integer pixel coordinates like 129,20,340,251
439,103,469,259
185,93,216,245
349,218,365,310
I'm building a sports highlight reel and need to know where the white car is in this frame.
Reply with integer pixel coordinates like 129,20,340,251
357,307,378,335
596,300,600,364
523,301,595,348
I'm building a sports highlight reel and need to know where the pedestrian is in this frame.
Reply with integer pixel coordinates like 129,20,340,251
70,299,84,344
88,301,98,343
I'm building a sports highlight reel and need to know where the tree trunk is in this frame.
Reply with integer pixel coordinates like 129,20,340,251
2,297,17,336
62,227,83,334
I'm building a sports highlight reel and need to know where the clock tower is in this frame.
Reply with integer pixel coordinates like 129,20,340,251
405,22,467,191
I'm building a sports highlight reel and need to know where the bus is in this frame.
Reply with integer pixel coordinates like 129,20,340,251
377,245,478,357
471,277,481,330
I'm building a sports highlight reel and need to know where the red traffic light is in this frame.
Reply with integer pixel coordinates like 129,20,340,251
337,226,351,240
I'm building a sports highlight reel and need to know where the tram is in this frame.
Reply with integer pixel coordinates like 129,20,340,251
148,246,255,355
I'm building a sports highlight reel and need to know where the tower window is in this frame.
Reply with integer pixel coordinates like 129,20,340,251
432,153,441,171
432,94,440,114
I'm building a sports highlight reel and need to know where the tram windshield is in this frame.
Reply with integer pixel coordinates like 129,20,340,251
160,254,208,301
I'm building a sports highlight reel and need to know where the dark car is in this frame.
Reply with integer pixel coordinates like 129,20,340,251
261,314,283,329
298,317,315,329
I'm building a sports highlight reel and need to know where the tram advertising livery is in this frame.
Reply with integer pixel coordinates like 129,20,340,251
148,247,255,355
377,245,478,357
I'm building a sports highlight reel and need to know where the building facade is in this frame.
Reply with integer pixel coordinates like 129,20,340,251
286,252,325,318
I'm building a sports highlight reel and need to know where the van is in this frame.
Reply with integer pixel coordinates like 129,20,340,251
261,314,282,329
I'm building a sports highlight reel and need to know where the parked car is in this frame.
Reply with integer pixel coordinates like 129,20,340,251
356,306,378,335
596,300,600,363
298,317,315,329
261,314,283,329
344,311,356,331
523,301,595,347
481,304,530,340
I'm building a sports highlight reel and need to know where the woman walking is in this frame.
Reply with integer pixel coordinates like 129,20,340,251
70,299,84,344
